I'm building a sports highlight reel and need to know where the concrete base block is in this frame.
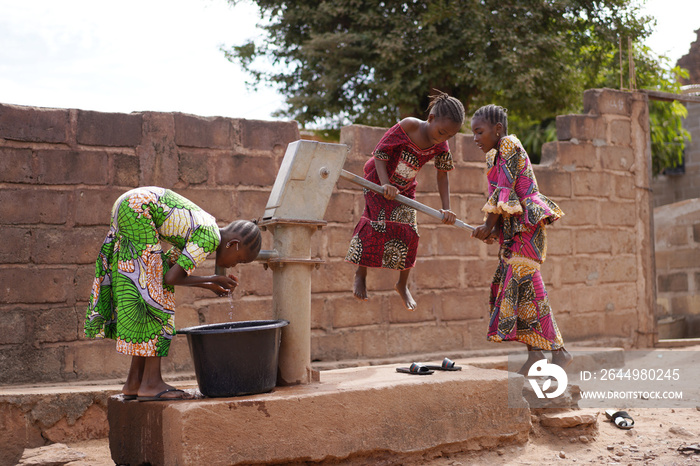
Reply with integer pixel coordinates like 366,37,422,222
109,364,531,465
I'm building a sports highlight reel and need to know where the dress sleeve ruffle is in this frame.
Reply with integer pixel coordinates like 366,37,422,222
482,186,523,216
522,193,564,226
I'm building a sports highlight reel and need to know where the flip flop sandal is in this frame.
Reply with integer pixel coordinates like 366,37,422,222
396,363,434,375
424,357,462,371
678,444,700,454
137,388,190,402
605,409,634,429
121,394,137,401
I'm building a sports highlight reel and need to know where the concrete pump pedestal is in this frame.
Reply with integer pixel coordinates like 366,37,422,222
108,363,530,465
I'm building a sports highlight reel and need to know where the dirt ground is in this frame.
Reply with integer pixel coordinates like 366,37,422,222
60,407,700,465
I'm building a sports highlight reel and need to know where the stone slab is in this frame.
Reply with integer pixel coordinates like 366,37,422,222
109,364,531,465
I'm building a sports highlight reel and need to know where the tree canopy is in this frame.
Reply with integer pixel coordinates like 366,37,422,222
224,0,687,173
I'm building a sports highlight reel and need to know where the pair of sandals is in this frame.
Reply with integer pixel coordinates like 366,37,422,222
396,358,462,375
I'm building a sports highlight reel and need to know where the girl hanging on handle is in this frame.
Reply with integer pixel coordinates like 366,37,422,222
346,91,464,310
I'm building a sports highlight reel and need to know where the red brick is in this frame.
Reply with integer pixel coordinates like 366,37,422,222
112,152,140,187
453,133,484,163
462,258,498,288
546,228,573,256
599,255,637,283
234,190,270,222
388,291,440,324
658,272,689,292
240,119,299,152
0,227,32,263
0,147,33,183
31,306,80,343
559,256,600,284
614,174,636,199
413,258,461,289
172,113,233,149
325,225,354,258
613,229,637,255
31,227,106,265
77,110,142,147
176,187,236,223
0,309,27,345
311,328,364,361
600,201,637,226
535,170,572,197
73,188,125,226
655,224,689,249
0,189,70,224
583,88,631,116
324,192,357,223
655,248,700,271
0,267,73,304
444,165,488,195
599,145,634,171
574,228,613,254
68,339,132,381
310,260,348,294
0,345,67,384
138,112,178,187
35,150,109,185
339,124,386,159
572,171,612,197
0,103,69,143
440,289,488,321
610,119,632,146
556,114,606,141
552,141,597,169
428,226,481,257
330,294,387,328
555,199,599,226
214,152,276,187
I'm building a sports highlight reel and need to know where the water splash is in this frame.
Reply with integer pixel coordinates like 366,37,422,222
227,289,235,320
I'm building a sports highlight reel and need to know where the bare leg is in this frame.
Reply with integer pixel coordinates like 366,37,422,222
552,347,573,369
123,356,145,396
137,356,189,399
353,266,369,301
517,345,546,375
395,269,417,310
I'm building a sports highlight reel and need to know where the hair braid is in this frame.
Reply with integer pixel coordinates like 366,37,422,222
228,219,262,254
472,104,508,135
427,90,465,125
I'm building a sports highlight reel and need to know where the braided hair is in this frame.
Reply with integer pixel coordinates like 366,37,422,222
472,104,508,136
427,90,465,125
226,219,262,258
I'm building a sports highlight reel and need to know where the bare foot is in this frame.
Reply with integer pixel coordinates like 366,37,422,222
551,348,573,369
353,270,368,301
395,283,417,310
517,350,546,375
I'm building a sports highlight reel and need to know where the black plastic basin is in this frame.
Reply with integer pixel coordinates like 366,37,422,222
177,320,289,398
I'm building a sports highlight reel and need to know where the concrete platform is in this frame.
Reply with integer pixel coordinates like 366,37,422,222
109,363,531,465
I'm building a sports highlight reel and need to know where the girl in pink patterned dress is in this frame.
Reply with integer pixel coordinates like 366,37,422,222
470,105,572,374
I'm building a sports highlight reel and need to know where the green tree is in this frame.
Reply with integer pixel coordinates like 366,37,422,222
224,0,686,173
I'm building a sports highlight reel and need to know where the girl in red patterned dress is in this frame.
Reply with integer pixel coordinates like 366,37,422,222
470,104,572,373
346,92,464,310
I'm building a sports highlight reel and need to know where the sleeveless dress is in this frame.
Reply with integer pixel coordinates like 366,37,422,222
84,187,220,357
345,123,454,270
483,135,565,350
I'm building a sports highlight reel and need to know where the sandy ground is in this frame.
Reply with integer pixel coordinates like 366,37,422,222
60,407,700,465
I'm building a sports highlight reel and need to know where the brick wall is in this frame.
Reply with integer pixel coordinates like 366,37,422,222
654,199,700,338
0,88,657,385
652,102,700,207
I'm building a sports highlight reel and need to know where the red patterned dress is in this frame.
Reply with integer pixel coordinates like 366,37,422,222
484,135,565,350
345,123,454,270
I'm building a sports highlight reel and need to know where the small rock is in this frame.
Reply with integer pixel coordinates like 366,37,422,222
607,445,615,450
558,450,566,458
616,450,625,456
496,449,505,456
579,435,590,444
539,410,599,428
669,425,695,438
18,443,86,465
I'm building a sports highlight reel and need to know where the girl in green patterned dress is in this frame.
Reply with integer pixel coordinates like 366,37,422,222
85,187,262,400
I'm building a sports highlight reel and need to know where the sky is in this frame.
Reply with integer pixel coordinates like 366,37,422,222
0,0,697,122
